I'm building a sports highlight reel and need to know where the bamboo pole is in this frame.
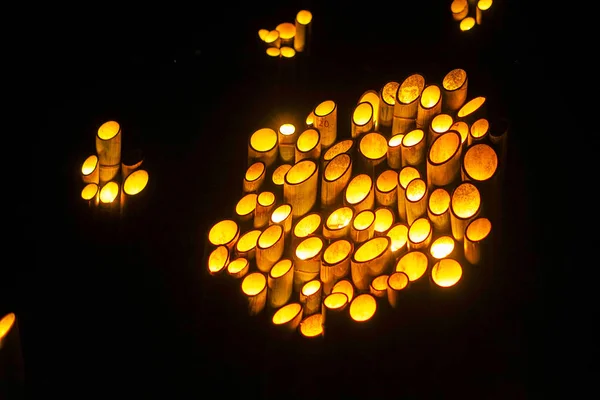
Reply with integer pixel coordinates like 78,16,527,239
405,178,428,225
468,118,490,147
394,73,425,119
426,131,462,188
300,280,323,316
278,123,297,164
248,128,279,168
272,302,303,333
323,206,354,240
207,245,230,275
254,191,276,229
243,161,267,193
456,96,487,125
293,236,324,292
256,224,285,273
358,90,380,131
284,159,319,219
430,258,463,289
227,257,250,279
299,313,325,338
235,193,258,223
464,217,492,265
208,219,240,250
395,250,429,283
344,173,375,213
358,132,388,172
81,183,99,208
428,113,454,147
387,133,404,169
407,217,433,251
322,139,355,170
294,10,313,53
267,258,294,308
321,153,353,209
450,182,482,241
450,0,469,21
476,0,493,25
96,120,122,168
369,274,389,298
350,209,375,244
349,293,378,322
416,84,442,130
295,128,321,163
81,154,99,184
375,169,398,207
385,222,409,256
270,203,293,238
379,81,400,133
313,100,337,149
276,22,296,47
442,68,468,114
373,207,395,235
350,236,392,291
351,102,374,139
235,229,262,260
241,272,268,316
397,166,421,223
401,129,427,167
427,187,451,233
387,271,409,308
0,312,24,398
321,239,353,294
120,169,150,218
291,212,322,249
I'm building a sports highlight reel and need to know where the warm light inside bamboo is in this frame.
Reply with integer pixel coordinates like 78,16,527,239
245,162,265,182
258,224,283,249
236,229,262,254
323,139,354,164
376,170,398,194
345,174,373,208
236,193,258,219
395,251,428,281
431,259,463,287
451,182,481,219
399,166,420,189
353,102,373,126
471,118,489,141
359,90,380,129
408,218,431,245
208,245,230,274
315,101,334,116
208,219,239,247
250,128,278,153
466,217,492,242
389,134,404,148
323,292,348,310
463,143,498,181
284,159,318,217
397,74,425,105
276,22,296,40
321,240,352,293
354,236,389,263
460,17,476,31
258,29,269,41
281,47,296,58
429,188,450,215
332,279,354,302
272,164,292,186
98,120,120,140
457,96,486,118
430,236,455,259
314,100,337,147
451,121,470,144
272,302,303,326
299,314,324,337
382,82,399,106
270,258,293,279
306,111,315,127
297,10,313,25
296,236,324,260
402,129,425,147
387,134,404,169
386,223,409,252
359,132,388,162
370,275,389,297
265,30,280,46
266,47,280,57
388,272,409,291
280,123,295,137
351,209,375,243
443,68,467,92
302,280,321,296
349,294,377,322
431,114,453,135
429,132,460,165
296,128,320,160
81,183,98,201
294,213,321,239
258,191,275,208
242,272,267,295
122,169,149,196
268,258,294,307
227,257,249,278
420,85,441,108
286,159,316,184
0,312,15,343
451,0,468,16
326,207,353,231
324,153,351,182
271,204,292,224
82,155,98,176
478,0,493,11
99,181,119,204
406,178,426,203
374,207,394,234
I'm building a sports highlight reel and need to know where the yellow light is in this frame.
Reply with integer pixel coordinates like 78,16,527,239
431,259,463,287
450,0,468,14
451,182,481,219
345,174,372,205
463,143,498,181
388,272,409,291
81,183,98,200
332,279,354,302
123,169,149,195
371,275,388,291
257,191,275,207
273,303,302,325
378,170,401,194
460,17,476,31
354,237,389,263
0,313,16,341
324,153,351,181
359,132,387,160
478,0,493,11
428,188,451,215
295,236,323,260
471,118,489,139
99,181,119,203
236,230,262,253
272,164,292,186
408,218,431,244
250,128,277,152
208,245,230,274
323,293,348,310
258,224,283,249
280,47,296,58
241,272,267,296
442,68,467,91
420,85,441,108
301,280,321,296
227,258,248,275
97,120,120,140
270,258,293,278
398,166,420,189
323,239,352,264
395,251,428,281
294,213,321,238
374,207,394,233
406,178,426,202
326,206,353,229
81,155,98,175
286,159,317,185
266,47,280,57
315,100,335,116
258,29,269,41
451,121,470,144
208,219,239,246
299,314,324,337
386,223,409,252
466,217,492,241
398,74,425,104
323,140,354,162
235,193,258,217
271,204,292,223
349,294,377,322
431,114,453,133
297,129,320,152
389,134,404,147
353,102,373,126
276,22,296,40
245,162,265,181
265,30,280,45
382,81,399,105
430,236,455,259
457,96,486,118
296,10,313,25
353,209,375,230
280,123,295,136
429,132,461,164
402,129,425,147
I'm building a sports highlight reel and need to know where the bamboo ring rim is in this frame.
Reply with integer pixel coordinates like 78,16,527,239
461,142,499,182
322,238,354,267
427,130,462,166
352,101,374,127
407,217,432,245
284,159,318,186
325,206,354,233
323,153,352,183
405,178,427,204
314,100,337,117
352,236,391,263
345,173,374,206
249,127,278,153
296,128,321,154
450,182,482,220
442,68,468,93
257,224,284,250
465,217,492,243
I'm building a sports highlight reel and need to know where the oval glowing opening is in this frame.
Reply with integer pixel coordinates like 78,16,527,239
236,193,258,217
389,134,404,147
297,10,313,25
374,208,394,233
299,314,324,337
245,162,265,182
471,118,490,139
271,204,292,223
406,178,426,202
270,258,293,279
376,170,398,193
241,272,266,296
208,219,239,246
81,183,98,200
478,0,493,11
408,218,431,244
460,17,476,31
123,169,149,196
402,129,425,147
272,164,292,186
323,239,352,264
382,81,399,105
258,28,269,41
332,280,354,302
324,153,351,182
250,128,277,152
443,68,467,91
326,207,353,230
450,0,468,13
466,217,492,242
294,213,322,238
359,91,380,125
315,100,336,117
280,123,296,136
399,166,420,189
280,47,296,58
276,22,296,39
464,143,498,181
359,132,388,160
388,272,409,291
285,159,317,185
258,224,283,249
428,188,451,215
431,259,463,287
266,47,280,57
257,191,275,207
81,155,98,175
345,174,372,205
265,30,279,44
429,132,461,164
398,74,425,104
306,111,315,126
349,294,377,322
431,114,454,133
227,257,249,275
273,303,302,325
99,181,119,203
451,182,481,219
324,292,348,310
430,236,455,259
386,223,409,252
353,209,375,230
420,85,441,108
236,230,262,253
0,313,16,339
451,121,470,144
395,251,428,281
354,237,390,263
353,102,373,126
301,280,321,296
371,275,389,291
98,120,120,140
296,236,323,260
297,129,320,152
208,245,229,273
457,96,486,118
323,139,354,161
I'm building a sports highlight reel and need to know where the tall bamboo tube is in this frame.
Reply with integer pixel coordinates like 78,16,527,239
271,164,292,195
284,159,319,218
351,236,392,291
395,250,429,282
401,129,427,167
227,257,250,279
272,302,303,333
96,120,122,169
344,173,374,213
450,0,469,21
373,207,395,235
387,133,404,169
266,47,280,57
322,139,355,170
294,10,313,53
416,84,442,130
397,165,421,222
267,258,294,308
278,123,298,163
207,245,230,275
349,293,377,322
385,222,409,255
323,206,354,240
407,217,433,251
442,68,468,113
387,271,410,308
248,128,279,168
358,90,380,131
292,212,322,249
120,168,150,217
241,272,268,316
450,182,481,241
464,217,492,265
427,187,451,232
428,113,454,147
293,236,324,292
375,169,398,207
235,193,258,223
270,203,293,238
351,102,374,139
321,153,353,209
243,161,266,193
358,132,388,172
405,178,428,225
321,239,353,294
426,131,462,188
394,73,425,119
369,274,389,298
256,224,285,273
468,118,489,147
98,181,120,213
379,81,400,132
254,191,276,229
295,128,321,163
456,96,487,125
476,0,493,25
81,154,99,184
300,280,323,316
235,229,262,260
313,100,337,148
208,219,240,250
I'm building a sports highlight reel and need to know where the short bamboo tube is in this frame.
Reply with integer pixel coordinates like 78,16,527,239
81,154,99,184
407,217,433,251
322,139,355,170
235,193,257,223
208,219,240,250
351,102,374,138
291,212,322,249
313,100,337,148
464,217,492,265
299,313,324,338
96,120,122,168
373,207,395,235
375,169,398,207
450,182,482,241
476,0,493,25
300,280,323,316
401,129,427,167
379,81,399,131
456,96,487,125
294,10,313,53
426,131,463,188
241,272,267,316
369,274,389,298
256,224,285,273
351,236,392,291
323,206,354,240
248,128,279,168
429,235,458,262
227,257,249,279
207,245,230,275
270,203,293,238
358,90,380,131
120,169,150,217
272,302,303,333
278,123,298,164
468,118,490,147
295,128,321,163
243,161,266,193
358,131,388,171
405,178,428,225
387,271,410,308
344,173,374,213
321,239,353,294
322,293,349,328
321,153,353,209
394,73,425,119
267,258,294,308
293,236,324,292
451,0,469,21
350,209,376,244
427,187,451,233
430,258,463,289
254,191,276,229
387,133,404,169
81,183,99,207
283,159,319,218
442,68,468,113
235,229,262,260
416,84,442,130
98,181,120,213
397,166,421,223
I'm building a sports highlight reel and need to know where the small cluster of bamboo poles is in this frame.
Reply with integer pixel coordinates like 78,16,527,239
205,67,506,338
257,10,313,59
79,121,150,217
451,0,494,32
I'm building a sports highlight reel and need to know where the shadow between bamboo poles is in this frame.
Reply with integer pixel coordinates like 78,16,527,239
241,272,268,316
81,154,99,184
416,84,442,130
463,216,492,265
322,139,356,171
379,81,400,135
350,209,376,244
344,173,375,214
358,131,388,177
284,159,319,219
313,100,337,149
321,153,353,210
427,187,452,233
294,10,312,53
401,129,427,168
351,102,374,139
386,271,410,309
450,181,482,242
468,118,490,147
300,280,323,316
256,224,285,273
243,161,267,193
442,68,468,114
323,206,353,241
248,128,279,169
267,258,294,308
293,236,324,292
254,191,276,229
271,302,304,335
391,116,416,137
321,239,353,294
358,90,380,131
407,217,433,251
351,236,392,292
291,212,322,249
295,128,321,163
375,169,398,208
120,168,150,219
405,178,428,225
426,131,463,189
397,165,421,223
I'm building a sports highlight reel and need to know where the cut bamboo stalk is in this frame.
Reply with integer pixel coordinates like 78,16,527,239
459,17,476,32
81,154,99,184
394,73,425,119
248,128,279,168
98,164,120,186
391,116,416,136
442,68,468,113
323,206,354,240
379,81,400,132
264,30,281,48
464,217,492,265
429,235,457,260
430,258,463,288
283,159,319,219
426,131,462,188
120,168,150,217
98,181,120,213
208,219,240,250
81,183,99,208
256,224,285,273
313,100,337,149
295,128,321,162
258,28,269,43
267,258,294,308
241,272,268,316
243,161,266,193
387,133,404,169
266,47,280,57
428,113,454,147
450,0,469,21
121,148,144,181
359,131,388,172
294,10,313,53
351,102,374,138
321,238,353,294
96,120,122,168
369,274,389,298
331,279,355,303
281,45,296,60
321,153,353,209
405,178,428,225
227,257,250,279
456,96,487,125
272,302,303,333
427,187,451,233
322,292,349,329
322,139,355,170
276,22,296,47
416,84,442,130
271,164,292,195
349,294,377,323
300,280,323,316
351,236,392,291
278,123,297,164
207,245,230,275
299,313,324,338
450,181,481,241
468,118,490,147
270,203,293,238
395,250,429,282
344,173,374,213
373,207,395,235
350,209,375,244
235,229,262,260
292,212,322,249
0,312,24,393
387,271,410,308
375,169,398,207
397,165,421,222
293,236,324,292
401,129,427,167
385,222,409,255
235,193,258,223
305,110,315,128
407,217,433,251
254,191,276,229
461,142,499,186
476,0,493,25
358,90,380,131
451,120,470,151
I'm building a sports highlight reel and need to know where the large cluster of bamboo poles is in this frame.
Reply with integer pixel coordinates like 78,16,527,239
257,10,313,59
205,67,507,338
451,0,494,32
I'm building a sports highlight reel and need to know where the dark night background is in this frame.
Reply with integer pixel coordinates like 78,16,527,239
10,0,574,398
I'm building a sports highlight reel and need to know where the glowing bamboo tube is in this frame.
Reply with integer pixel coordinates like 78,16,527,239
300,280,323,316
430,235,456,260
283,159,319,218
460,17,476,31
272,302,303,333
427,187,451,232
256,224,285,273
241,272,267,315
306,111,315,127
294,10,313,53
254,191,276,229
264,30,280,48
431,258,463,288
98,181,120,213
344,173,374,213
258,28,269,42
321,153,353,209
332,279,355,303
373,207,395,235
401,129,426,167
81,183,99,207
369,274,389,298
359,131,388,171
442,68,468,114
208,219,240,250
0,312,24,391
270,203,293,237
267,258,294,308
468,118,490,146
451,0,469,21
461,143,498,186
121,148,144,181
476,0,493,25
405,178,428,225
271,164,292,195
293,236,324,291
464,217,492,265
299,313,324,338
227,257,249,279
321,239,353,294
281,47,297,59
386,222,409,255
350,209,375,244
322,292,349,328
323,206,354,240
351,236,392,291
450,182,481,241
457,96,487,125
278,123,297,163
81,154,99,184
417,84,442,130
407,217,433,251
292,212,322,248
375,169,398,207
387,271,409,308
426,131,462,188
322,140,355,172
295,128,321,162
276,22,296,47
358,90,380,131
248,128,279,168
235,193,257,223
349,294,377,322
235,229,262,259
428,113,454,146
96,121,122,184
266,47,280,57
207,245,230,275
394,73,425,119
120,169,150,216
379,81,399,131
397,165,421,222
395,251,429,282
243,161,266,193
313,100,337,148
351,102,374,138
387,133,404,169
451,121,470,149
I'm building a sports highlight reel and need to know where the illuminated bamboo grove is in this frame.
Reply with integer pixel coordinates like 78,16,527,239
258,10,313,59
205,67,505,337
450,0,494,32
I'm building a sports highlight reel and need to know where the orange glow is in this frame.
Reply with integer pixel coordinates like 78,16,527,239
406,178,426,202
271,204,292,223
420,85,441,108
388,272,409,290
466,217,492,242
301,280,321,296
429,132,460,164
443,68,467,91
382,81,399,105
236,230,262,253
371,275,389,291
306,111,315,126
430,236,455,259
457,96,486,118
323,292,348,310
323,139,354,162
235,193,258,217
257,191,275,207
266,47,280,57
286,159,317,184
273,303,302,325
258,29,269,41
324,153,351,181
0,313,16,340
451,182,481,219
395,251,428,281
408,218,431,244
250,128,277,152
374,207,394,233
241,272,267,296
398,166,420,189
208,245,230,274
81,155,98,175
359,132,387,160
297,129,320,152
451,121,470,144
208,219,239,246
450,0,468,13
123,169,149,195
272,164,292,186
315,100,336,117
358,91,380,127
345,174,372,205
326,207,354,229
353,209,375,230
81,183,98,200
245,162,265,181
299,314,324,337
258,224,282,249
323,239,352,264
386,223,409,252
428,188,451,215
402,129,425,147
389,134,404,147
265,30,280,45
463,143,498,181
460,17,476,31
349,294,377,322
354,237,389,263
431,114,453,133
471,118,489,139
353,102,373,126
478,0,493,11
332,279,354,302
294,213,322,238
276,22,296,39
398,74,425,104
280,123,295,136
280,47,296,58
296,10,313,25
376,170,398,193
431,259,463,287
270,258,293,278
227,257,249,276
99,181,119,203
295,236,324,260
98,120,120,140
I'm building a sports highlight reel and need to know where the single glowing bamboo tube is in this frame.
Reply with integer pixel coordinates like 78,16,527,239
428,113,454,147
450,182,481,241
321,239,353,294
468,118,490,147
121,148,144,181
387,133,404,169
386,222,409,255
281,46,296,59
292,212,322,248
278,123,298,164
442,68,468,113
248,128,279,168
464,217,492,265
461,143,498,185
460,17,476,31
457,96,487,124
0,312,23,388
258,28,269,42
322,139,355,170
332,279,355,303
373,207,395,235
344,173,374,213
375,169,398,207
293,236,324,291
300,280,323,316
241,272,267,315
451,121,470,148
430,235,456,260
322,292,349,326
207,245,230,275
81,183,99,207
227,257,249,279
359,132,388,171
323,206,354,240
351,102,374,138
313,100,337,148
417,84,442,130
299,313,324,338
81,154,99,184
397,166,421,222
369,274,389,298
294,10,313,52
208,219,240,249
405,178,428,225
407,217,433,251
350,209,376,244
235,193,258,222
306,111,315,127
394,73,425,119
295,128,321,163
254,191,276,229
272,302,303,333
270,203,293,237
98,181,120,212
451,0,469,21
276,22,296,47
272,164,292,193
284,159,319,218
476,0,493,25
321,153,353,209
120,169,150,216
427,187,451,232
387,271,409,308
379,81,399,130
267,258,294,308
358,90,380,131
431,258,463,288
351,236,392,291
96,120,122,169
266,47,280,57
243,161,266,193
235,229,262,259
401,129,426,167
264,30,281,48
256,224,285,273
395,250,429,282
349,294,377,322
427,131,462,188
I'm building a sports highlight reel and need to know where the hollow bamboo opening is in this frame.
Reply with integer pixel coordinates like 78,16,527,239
431,114,453,134
408,217,432,249
244,161,266,192
266,47,280,57
81,154,99,183
387,134,404,169
293,213,322,241
395,251,428,281
208,245,230,275
401,129,426,166
352,236,391,289
451,182,481,219
323,139,354,167
332,279,354,302
430,236,456,259
123,169,149,196
370,275,389,298
295,236,323,261
466,217,492,242
235,193,258,220
324,206,354,239
276,22,296,40
359,132,388,164
431,258,463,287
396,74,425,118
460,17,476,31
429,188,451,216
227,257,249,278
388,272,409,291
208,219,240,248
284,159,318,218
272,302,303,327
405,178,427,224
268,258,294,308
323,239,353,265
429,132,461,165
359,90,380,130
296,128,321,161
296,10,313,25
280,47,296,58
235,229,262,258
265,30,280,47
442,68,468,112
324,153,352,182
299,314,324,337
345,174,374,211
353,102,373,126
451,121,470,145
99,181,119,204
257,224,283,250
242,272,267,315
81,183,98,201
386,223,409,253
375,169,398,206
351,209,375,243
258,191,275,207
462,143,498,182
323,292,348,310
457,96,486,119
249,128,278,167
272,164,292,186
314,100,337,148
321,239,353,294
349,294,377,322
450,0,469,20
420,85,441,109
374,207,394,234
0,312,16,343
258,29,269,41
